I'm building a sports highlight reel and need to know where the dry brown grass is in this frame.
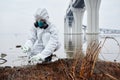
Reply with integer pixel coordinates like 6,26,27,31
79,41,102,79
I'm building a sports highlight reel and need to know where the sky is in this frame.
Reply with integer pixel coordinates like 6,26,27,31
99,0,120,29
0,0,120,34
0,0,69,34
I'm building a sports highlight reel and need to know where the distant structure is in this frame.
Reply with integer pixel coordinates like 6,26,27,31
64,0,101,43
64,0,101,58
100,28,120,34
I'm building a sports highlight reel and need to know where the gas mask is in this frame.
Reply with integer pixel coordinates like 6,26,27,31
34,20,48,29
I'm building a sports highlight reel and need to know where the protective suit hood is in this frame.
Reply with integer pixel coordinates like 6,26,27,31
34,8,49,21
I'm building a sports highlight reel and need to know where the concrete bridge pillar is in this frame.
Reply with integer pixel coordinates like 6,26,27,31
64,17,70,53
71,8,85,34
71,8,85,50
64,16,74,58
64,16,72,34
84,0,101,44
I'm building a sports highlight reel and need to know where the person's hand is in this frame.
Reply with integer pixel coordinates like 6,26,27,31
21,45,30,53
29,53,46,63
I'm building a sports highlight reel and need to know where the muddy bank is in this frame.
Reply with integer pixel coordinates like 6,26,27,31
0,59,120,80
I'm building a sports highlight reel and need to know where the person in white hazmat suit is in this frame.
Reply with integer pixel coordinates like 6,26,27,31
21,8,60,63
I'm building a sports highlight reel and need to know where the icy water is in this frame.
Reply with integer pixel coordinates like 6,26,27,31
0,33,120,67
0,33,65,67
65,34,120,62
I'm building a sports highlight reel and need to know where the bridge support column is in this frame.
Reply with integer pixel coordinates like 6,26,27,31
64,17,71,34
84,0,101,44
71,8,85,34
64,17,71,55
64,16,73,58
71,8,85,50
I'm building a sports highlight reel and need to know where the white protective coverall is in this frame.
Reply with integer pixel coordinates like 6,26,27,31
23,8,60,62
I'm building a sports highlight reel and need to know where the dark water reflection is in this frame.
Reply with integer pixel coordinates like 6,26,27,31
64,34,84,58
